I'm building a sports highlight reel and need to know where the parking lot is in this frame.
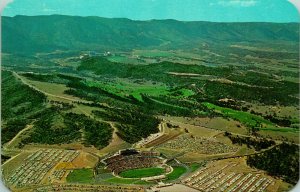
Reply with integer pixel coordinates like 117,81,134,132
6,149,80,188
182,160,275,192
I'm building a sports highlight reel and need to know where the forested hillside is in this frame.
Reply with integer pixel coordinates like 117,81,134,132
2,15,299,53
1,71,46,144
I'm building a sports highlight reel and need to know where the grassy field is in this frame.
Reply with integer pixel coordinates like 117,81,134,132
203,102,275,128
178,88,195,97
98,123,132,155
156,148,183,158
103,176,154,185
68,104,104,117
23,77,79,100
188,163,201,172
119,167,165,178
148,97,189,110
164,116,249,135
133,50,175,58
165,166,187,181
243,102,299,121
259,129,299,144
107,55,148,65
85,79,169,102
260,127,299,132
104,177,139,184
66,168,94,183
107,55,137,63
2,151,32,179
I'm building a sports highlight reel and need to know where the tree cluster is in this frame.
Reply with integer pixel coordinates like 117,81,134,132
22,108,112,149
224,132,275,151
247,143,299,184
93,107,159,143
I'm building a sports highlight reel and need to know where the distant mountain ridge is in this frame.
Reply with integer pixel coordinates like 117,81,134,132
2,15,299,54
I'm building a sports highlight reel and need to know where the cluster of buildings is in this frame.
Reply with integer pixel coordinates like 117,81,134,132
160,134,238,154
182,162,274,192
52,169,67,181
79,51,112,59
6,149,79,188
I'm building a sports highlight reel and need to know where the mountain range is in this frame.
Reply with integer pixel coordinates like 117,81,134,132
2,15,299,54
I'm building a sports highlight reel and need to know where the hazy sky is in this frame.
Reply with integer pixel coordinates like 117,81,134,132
2,0,299,22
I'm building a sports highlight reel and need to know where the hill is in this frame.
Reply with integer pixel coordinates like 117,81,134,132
1,70,46,144
2,15,299,54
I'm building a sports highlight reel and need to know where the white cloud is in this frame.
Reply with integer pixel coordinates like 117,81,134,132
42,8,57,12
213,0,258,7
0,0,14,12
289,0,300,14
41,2,57,13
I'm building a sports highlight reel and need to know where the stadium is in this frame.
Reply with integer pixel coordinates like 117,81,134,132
102,149,172,180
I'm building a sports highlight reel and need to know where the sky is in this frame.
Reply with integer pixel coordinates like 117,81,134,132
1,0,299,22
